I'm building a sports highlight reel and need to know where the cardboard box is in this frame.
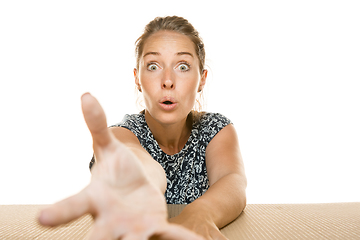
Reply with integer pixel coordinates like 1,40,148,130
0,203,359,239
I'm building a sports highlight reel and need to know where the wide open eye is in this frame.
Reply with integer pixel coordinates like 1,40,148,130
147,63,159,71
178,63,190,72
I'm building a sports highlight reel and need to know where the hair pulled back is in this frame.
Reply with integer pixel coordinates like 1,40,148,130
135,16,205,73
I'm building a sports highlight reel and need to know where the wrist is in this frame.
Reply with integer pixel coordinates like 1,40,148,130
169,200,222,238
180,198,217,223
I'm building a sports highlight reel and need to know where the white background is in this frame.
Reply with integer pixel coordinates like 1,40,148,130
0,0,359,205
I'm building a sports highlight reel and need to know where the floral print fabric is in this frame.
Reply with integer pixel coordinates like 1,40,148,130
89,112,231,204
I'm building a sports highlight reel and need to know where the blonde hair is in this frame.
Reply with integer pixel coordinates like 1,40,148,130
135,16,206,73
135,16,206,112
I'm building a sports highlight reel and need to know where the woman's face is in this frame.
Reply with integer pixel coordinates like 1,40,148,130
134,30,207,125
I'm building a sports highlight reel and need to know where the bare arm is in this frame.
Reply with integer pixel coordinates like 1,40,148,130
170,124,247,239
38,93,203,240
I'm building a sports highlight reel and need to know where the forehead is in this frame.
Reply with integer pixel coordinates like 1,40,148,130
142,31,196,57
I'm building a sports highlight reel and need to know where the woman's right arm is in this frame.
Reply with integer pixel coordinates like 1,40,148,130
38,93,203,240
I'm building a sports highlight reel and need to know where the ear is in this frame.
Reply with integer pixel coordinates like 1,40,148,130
134,68,141,91
198,69,208,92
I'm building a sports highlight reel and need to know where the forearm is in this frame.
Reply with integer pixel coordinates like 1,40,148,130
180,173,246,228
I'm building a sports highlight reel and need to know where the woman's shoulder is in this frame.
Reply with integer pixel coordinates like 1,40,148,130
109,112,148,140
110,112,146,128
192,111,232,145
195,111,232,126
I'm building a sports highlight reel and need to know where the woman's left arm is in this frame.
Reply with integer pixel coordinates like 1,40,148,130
169,124,247,239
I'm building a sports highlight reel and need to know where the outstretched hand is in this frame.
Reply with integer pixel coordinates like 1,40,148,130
38,93,203,240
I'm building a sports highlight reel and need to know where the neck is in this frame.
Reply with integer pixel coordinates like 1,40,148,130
144,111,192,155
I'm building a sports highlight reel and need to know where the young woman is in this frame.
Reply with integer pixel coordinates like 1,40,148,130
39,16,247,240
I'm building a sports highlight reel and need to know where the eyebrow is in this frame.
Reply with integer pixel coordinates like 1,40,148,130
143,51,194,58
176,52,194,57
143,52,160,58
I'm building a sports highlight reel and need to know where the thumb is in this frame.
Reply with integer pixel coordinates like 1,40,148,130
38,188,91,227
81,93,112,148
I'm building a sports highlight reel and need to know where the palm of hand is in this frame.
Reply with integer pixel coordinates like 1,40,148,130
39,93,203,240
84,143,169,239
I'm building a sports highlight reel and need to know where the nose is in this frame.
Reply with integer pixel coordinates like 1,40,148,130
162,79,174,89
161,68,175,90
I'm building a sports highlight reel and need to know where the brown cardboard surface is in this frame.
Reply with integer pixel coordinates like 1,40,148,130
0,203,359,239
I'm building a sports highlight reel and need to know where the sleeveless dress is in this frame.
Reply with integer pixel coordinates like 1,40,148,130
89,112,232,204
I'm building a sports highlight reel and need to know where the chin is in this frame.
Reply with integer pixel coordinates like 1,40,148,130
146,109,190,126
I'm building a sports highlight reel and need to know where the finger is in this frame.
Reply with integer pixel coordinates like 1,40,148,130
81,93,112,147
38,188,91,227
153,224,206,240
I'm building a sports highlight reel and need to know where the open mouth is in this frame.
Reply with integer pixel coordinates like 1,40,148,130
159,97,177,110
163,101,173,105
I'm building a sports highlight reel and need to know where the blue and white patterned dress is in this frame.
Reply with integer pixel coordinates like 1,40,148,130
89,112,232,204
